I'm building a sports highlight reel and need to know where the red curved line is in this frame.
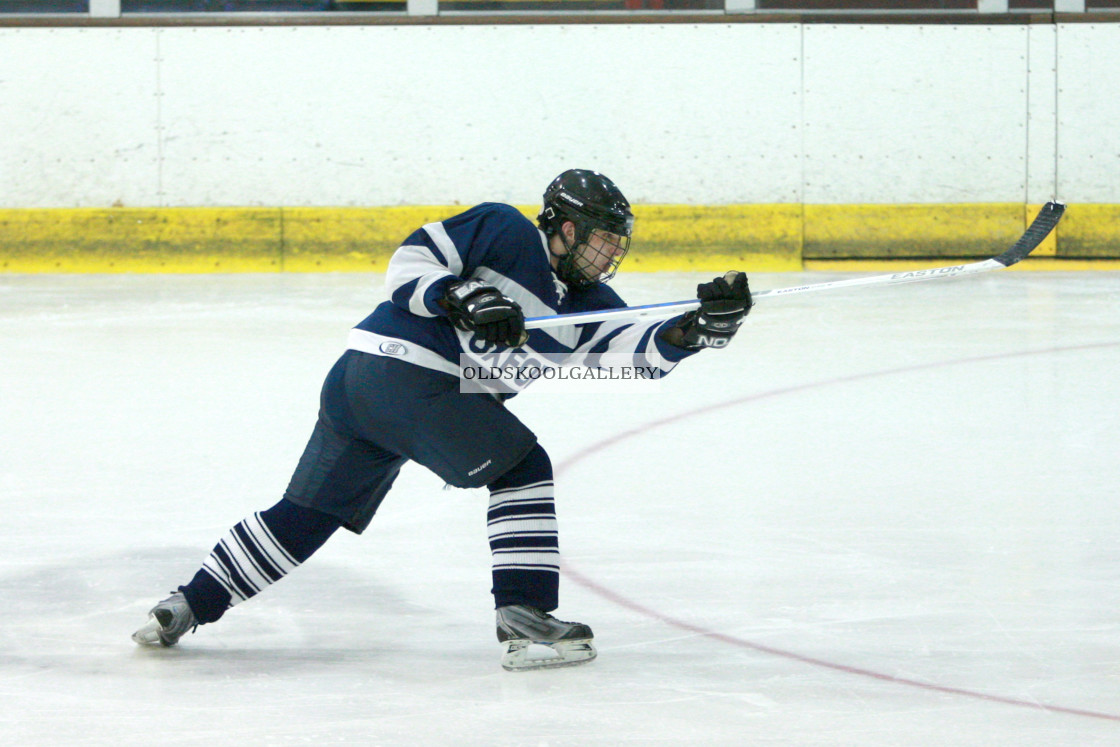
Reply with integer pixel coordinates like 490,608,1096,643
556,340,1120,722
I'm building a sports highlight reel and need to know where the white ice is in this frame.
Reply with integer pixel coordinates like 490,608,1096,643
1,270,1119,746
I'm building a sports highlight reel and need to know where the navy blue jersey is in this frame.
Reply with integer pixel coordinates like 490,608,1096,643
347,203,694,386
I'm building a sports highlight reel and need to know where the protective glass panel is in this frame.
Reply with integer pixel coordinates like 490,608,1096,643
757,0,974,8
0,0,87,11
121,1,343,10
441,0,721,11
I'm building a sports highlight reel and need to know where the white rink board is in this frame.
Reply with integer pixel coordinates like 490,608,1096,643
0,23,1117,207
155,24,802,207
0,29,159,207
801,24,1029,204
1056,24,1120,203
1026,23,1058,204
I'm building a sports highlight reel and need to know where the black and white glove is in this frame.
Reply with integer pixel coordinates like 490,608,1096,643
442,279,528,347
665,271,752,350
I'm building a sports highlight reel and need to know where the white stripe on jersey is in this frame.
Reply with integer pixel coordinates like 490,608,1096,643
347,328,462,378
385,245,453,318
408,270,453,317
422,221,464,277
572,319,680,375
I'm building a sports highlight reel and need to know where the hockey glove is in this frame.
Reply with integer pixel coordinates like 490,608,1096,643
443,279,528,347
666,271,752,350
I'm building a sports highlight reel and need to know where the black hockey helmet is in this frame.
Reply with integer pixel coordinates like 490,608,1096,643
538,169,634,288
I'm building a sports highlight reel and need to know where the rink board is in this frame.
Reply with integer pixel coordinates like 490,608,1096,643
1,202,1116,273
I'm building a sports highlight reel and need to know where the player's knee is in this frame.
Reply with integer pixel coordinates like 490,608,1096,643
488,442,552,492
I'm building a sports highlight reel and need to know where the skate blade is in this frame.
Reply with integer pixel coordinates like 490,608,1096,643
131,615,165,646
501,639,596,672
131,612,180,647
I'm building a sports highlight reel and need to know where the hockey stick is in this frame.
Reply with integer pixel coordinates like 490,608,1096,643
524,201,1066,330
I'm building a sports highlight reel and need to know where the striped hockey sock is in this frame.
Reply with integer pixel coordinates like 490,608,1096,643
201,511,301,607
487,443,560,611
181,498,341,624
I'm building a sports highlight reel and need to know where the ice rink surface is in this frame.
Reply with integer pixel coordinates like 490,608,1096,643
2,270,1119,746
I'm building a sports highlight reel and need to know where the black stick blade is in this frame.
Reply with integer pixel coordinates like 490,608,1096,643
994,201,1066,267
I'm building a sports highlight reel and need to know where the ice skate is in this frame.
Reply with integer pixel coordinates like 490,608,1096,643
496,605,596,671
132,592,198,647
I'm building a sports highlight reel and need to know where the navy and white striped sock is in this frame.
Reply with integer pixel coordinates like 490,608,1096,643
201,511,301,606
181,498,341,624
487,444,560,612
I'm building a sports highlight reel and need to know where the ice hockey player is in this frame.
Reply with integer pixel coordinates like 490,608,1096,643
132,169,753,670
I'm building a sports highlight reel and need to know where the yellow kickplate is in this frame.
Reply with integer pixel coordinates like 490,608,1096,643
0,208,283,273
1056,204,1120,259
2,203,1118,273
803,203,1025,259
627,204,802,272
280,206,465,272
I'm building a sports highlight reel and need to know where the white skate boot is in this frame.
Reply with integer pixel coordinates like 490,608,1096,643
132,592,198,647
496,605,596,671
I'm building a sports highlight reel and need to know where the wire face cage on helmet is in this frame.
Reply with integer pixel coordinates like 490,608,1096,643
557,227,630,289
538,169,635,289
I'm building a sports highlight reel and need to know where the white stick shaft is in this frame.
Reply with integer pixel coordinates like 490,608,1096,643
524,258,1002,330
756,257,1003,299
